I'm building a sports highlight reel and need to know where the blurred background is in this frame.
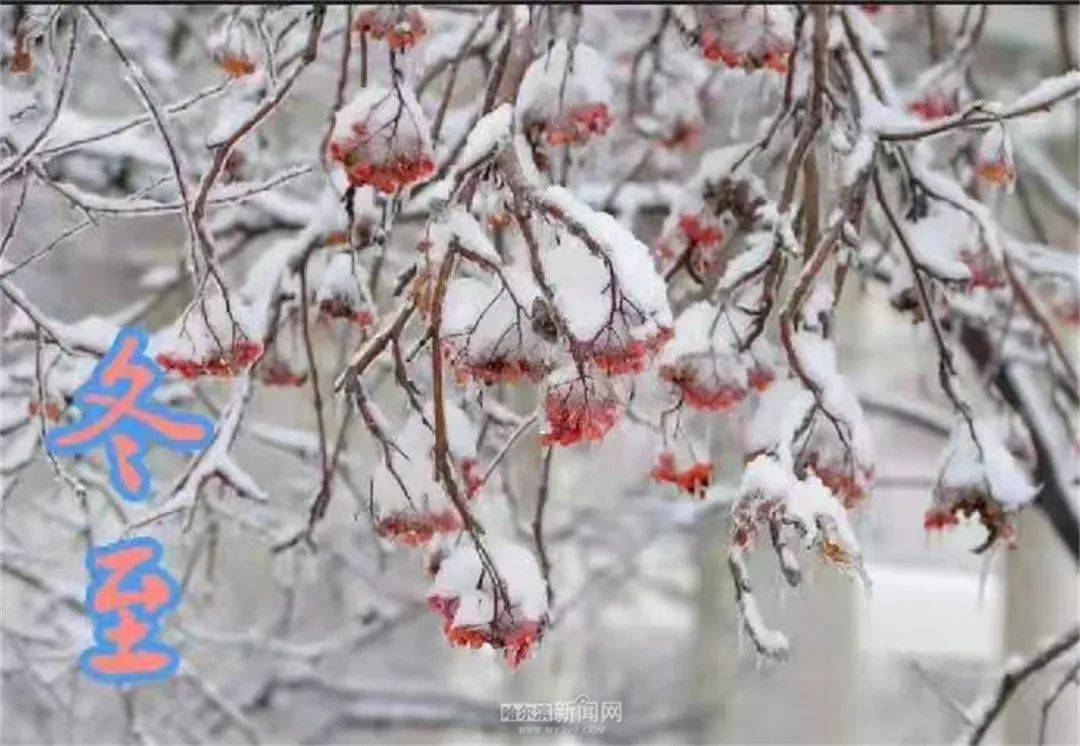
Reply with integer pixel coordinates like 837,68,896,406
1,4,1077,745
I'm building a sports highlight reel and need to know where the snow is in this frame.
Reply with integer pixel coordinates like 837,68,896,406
694,143,754,185
515,40,613,133
843,132,875,186
791,331,875,467
541,185,672,329
902,208,972,282
658,301,721,364
740,454,861,556
1003,71,1080,116
744,379,816,456
430,206,499,263
935,418,1039,509
316,253,361,307
430,541,548,622
457,103,513,171
330,84,433,165
539,227,612,342
371,402,479,514
441,268,550,370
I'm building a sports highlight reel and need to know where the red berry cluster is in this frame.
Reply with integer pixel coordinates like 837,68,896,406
156,340,263,379
331,142,436,195
27,399,62,422
960,251,1005,291
661,121,702,151
460,457,484,499
539,395,619,447
376,509,462,547
650,452,713,497
700,32,789,74
678,214,724,248
426,595,544,669
660,365,748,412
545,103,614,146
730,495,784,549
448,354,547,386
10,33,31,74
907,92,960,121
216,54,256,78
1054,300,1080,326
976,160,1014,187
353,8,427,52
317,298,374,327
583,328,672,377
746,365,775,392
806,460,868,509
924,497,1015,547
259,361,308,387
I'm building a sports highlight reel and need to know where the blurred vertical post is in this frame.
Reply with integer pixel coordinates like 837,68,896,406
1003,511,1080,744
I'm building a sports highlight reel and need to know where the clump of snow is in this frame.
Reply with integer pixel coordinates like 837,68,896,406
926,418,1038,548
658,301,779,412
328,86,435,193
427,541,548,667
457,103,513,171
541,185,672,329
516,41,614,147
695,5,795,74
905,207,975,282
429,206,499,263
441,269,553,386
935,418,1038,509
737,454,863,570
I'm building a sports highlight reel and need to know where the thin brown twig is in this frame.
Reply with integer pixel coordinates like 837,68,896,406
966,624,1079,745
0,14,78,182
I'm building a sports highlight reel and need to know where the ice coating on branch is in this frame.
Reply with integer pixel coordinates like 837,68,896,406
517,41,614,147
328,86,435,193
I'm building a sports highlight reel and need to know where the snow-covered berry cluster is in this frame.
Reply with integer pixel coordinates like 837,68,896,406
426,543,548,668
353,5,428,52
328,87,436,194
